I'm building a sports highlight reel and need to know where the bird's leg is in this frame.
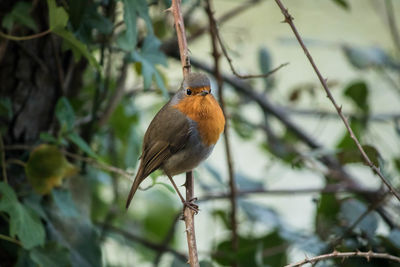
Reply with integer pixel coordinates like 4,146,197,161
165,173,199,214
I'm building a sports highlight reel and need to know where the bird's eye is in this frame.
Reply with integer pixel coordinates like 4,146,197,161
186,88,192,95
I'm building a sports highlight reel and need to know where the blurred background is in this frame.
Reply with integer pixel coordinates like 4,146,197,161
0,0,400,266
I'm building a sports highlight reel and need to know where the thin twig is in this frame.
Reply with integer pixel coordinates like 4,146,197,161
206,0,238,262
285,250,400,267
0,134,7,183
210,8,288,79
0,233,22,246
274,0,400,202
0,29,51,41
61,150,133,181
169,1,198,266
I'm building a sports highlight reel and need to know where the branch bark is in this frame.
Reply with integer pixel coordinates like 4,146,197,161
170,1,198,266
286,250,400,267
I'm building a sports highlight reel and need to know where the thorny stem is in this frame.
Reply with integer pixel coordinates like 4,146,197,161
285,250,400,267
274,0,400,202
170,1,198,266
206,0,239,262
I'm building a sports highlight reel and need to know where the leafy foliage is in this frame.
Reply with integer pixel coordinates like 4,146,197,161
0,0,399,266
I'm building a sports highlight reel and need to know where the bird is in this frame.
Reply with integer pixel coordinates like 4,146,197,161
125,72,225,211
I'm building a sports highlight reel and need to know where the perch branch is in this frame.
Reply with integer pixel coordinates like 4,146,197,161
170,1,198,266
285,250,400,267
273,0,400,202
206,0,239,261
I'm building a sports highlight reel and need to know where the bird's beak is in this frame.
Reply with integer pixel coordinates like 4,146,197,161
200,90,209,96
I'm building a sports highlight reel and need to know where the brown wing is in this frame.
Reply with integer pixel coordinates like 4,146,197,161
126,104,190,209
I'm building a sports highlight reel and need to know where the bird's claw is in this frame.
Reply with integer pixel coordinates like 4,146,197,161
183,197,199,215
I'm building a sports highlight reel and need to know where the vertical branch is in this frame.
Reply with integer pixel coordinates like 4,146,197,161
170,1,198,266
171,0,191,77
273,0,400,202
184,171,198,267
205,0,238,263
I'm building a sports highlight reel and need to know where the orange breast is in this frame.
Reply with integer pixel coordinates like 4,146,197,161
173,94,225,146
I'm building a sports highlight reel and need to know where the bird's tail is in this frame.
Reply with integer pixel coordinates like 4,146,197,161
125,167,144,209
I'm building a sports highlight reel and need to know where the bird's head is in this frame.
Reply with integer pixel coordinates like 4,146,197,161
181,73,211,97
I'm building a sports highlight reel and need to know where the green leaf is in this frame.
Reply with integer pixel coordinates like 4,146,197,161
117,0,153,51
47,0,68,31
337,144,380,166
315,193,340,239
56,97,75,131
336,119,364,149
0,182,46,249
25,144,78,194
58,29,100,69
40,132,61,144
231,116,254,140
2,2,38,31
67,132,98,159
129,35,168,96
213,231,287,266
343,81,369,114
340,199,378,238
331,0,349,9
30,242,71,267
47,0,100,69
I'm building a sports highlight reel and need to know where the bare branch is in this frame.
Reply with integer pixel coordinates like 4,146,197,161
170,1,198,266
286,250,400,267
273,0,400,202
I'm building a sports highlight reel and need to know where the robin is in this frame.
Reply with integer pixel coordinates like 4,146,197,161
126,72,225,211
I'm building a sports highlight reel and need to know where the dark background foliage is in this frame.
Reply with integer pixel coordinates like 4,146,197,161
0,0,399,266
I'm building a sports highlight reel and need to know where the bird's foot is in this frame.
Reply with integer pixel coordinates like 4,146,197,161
183,197,199,215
